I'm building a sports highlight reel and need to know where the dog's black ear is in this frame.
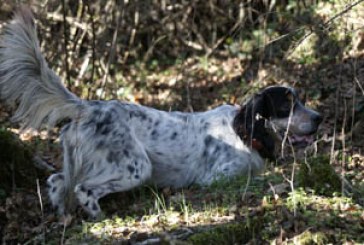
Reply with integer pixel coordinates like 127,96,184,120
233,92,275,160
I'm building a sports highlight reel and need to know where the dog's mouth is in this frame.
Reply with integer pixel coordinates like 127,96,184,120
265,120,319,148
287,133,315,148
267,125,316,148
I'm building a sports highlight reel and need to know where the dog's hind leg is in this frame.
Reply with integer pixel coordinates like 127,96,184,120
74,138,152,218
47,173,66,214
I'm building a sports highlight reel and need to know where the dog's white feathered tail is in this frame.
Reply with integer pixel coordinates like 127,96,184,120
0,7,82,130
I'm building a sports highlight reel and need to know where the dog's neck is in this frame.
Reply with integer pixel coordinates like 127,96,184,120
233,99,275,160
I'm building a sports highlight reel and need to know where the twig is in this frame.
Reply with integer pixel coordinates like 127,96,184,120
242,166,252,201
61,0,71,88
354,77,364,96
71,2,86,53
47,13,91,31
341,99,347,196
36,179,45,244
123,2,139,63
281,101,295,158
61,220,66,245
100,6,122,99
85,1,97,100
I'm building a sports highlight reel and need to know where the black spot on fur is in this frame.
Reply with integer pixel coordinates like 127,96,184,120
123,149,130,158
87,190,93,196
135,174,140,179
222,119,227,126
92,109,102,117
154,120,160,127
103,112,113,124
101,125,111,135
204,135,213,146
80,185,86,193
151,130,159,140
96,140,105,149
96,122,111,135
170,132,178,140
81,119,94,130
127,165,135,173
202,150,208,158
130,111,147,121
203,122,211,130
85,201,89,207
51,187,57,193
107,151,119,163
213,145,221,154
92,203,98,211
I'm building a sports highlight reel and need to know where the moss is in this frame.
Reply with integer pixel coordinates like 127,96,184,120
297,156,341,196
294,230,328,245
0,128,39,197
188,221,261,245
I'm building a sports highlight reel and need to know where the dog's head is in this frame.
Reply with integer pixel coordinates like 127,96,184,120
233,86,322,159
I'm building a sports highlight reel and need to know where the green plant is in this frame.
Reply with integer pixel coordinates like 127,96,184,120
188,221,261,245
297,156,341,196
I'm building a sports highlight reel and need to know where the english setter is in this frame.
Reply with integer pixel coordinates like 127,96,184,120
0,8,322,217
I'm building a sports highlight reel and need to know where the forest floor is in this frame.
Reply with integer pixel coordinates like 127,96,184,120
1,1,364,244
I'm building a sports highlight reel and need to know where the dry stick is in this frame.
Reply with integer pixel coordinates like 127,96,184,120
330,88,339,165
206,14,246,58
340,14,350,197
71,2,86,53
242,166,252,201
341,99,347,196
100,6,122,100
354,77,364,96
61,0,71,88
61,221,66,245
350,57,359,147
185,6,197,113
36,179,45,244
122,0,138,63
85,1,96,100
281,102,295,158
280,103,298,217
142,35,167,63
71,2,87,87
47,13,89,30
331,46,344,166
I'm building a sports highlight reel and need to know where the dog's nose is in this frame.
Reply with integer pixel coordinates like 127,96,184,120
311,113,323,125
